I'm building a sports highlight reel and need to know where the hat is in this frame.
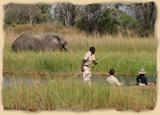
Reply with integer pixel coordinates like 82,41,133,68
138,68,146,74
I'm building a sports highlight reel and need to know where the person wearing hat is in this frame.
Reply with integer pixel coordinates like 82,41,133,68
136,68,148,86
106,69,123,86
81,47,97,84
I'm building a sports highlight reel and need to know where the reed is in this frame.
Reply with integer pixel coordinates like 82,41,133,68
2,78,156,111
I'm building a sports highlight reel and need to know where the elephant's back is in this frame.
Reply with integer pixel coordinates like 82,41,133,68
42,33,65,41
12,33,45,52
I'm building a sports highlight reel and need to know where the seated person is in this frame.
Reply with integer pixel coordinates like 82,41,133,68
106,69,123,86
136,68,148,86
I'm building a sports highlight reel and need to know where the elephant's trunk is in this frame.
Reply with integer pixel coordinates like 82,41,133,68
64,43,72,53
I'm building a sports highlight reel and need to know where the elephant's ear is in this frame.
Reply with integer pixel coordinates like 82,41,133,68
56,36,61,43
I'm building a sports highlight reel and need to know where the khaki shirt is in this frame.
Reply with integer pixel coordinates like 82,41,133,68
106,75,122,86
83,51,96,67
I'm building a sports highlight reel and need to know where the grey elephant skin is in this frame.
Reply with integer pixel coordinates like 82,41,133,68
12,33,69,52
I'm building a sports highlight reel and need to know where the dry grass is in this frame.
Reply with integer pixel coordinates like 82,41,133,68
2,78,157,111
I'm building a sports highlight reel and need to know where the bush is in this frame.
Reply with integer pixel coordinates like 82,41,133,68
118,13,140,29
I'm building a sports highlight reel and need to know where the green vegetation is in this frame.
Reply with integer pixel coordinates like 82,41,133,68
4,2,156,36
2,2,157,111
3,23,157,111
77,8,140,35
4,50,156,77
2,78,157,111
4,3,52,25
3,24,156,77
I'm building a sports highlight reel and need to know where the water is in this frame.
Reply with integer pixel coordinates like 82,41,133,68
3,76,157,87
3,76,49,87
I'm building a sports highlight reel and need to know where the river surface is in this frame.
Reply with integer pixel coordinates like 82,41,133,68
3,75,157,87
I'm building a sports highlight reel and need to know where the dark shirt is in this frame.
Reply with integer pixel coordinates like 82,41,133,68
136,74,148,85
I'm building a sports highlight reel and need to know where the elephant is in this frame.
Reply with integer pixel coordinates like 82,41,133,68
42,33,69,52
12,33,69,52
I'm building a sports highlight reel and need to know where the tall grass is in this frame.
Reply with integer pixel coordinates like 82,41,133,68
2,78,157,111
3,24,157,77
4,51,156,76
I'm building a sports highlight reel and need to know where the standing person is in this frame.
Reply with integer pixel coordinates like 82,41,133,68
106,69,123,86
81,47,97,83
136,68,148,86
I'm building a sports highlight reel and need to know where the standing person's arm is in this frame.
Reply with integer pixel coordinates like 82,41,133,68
93,60,97,65
81,52,89,72
81,59,86,72
92,55,97,65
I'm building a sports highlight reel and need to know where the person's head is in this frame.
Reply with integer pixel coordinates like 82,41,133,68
138,68,146,75
90,47,96,54
109,69,115,75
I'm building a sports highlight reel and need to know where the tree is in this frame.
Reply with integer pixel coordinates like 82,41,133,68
134,2,157,36
4,3,48,25
52,3,77,26
76,4,139,35
76,4,103,34
4,4,20,25
37,4,53,23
